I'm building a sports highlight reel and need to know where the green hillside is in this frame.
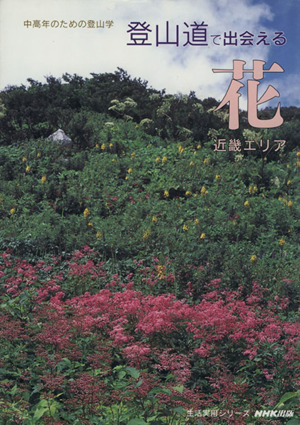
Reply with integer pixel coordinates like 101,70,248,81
0,70,299,424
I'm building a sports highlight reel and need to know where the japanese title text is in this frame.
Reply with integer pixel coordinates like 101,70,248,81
213,139,286,153
24,20,114,29
127,21,287,47
214,60,285,129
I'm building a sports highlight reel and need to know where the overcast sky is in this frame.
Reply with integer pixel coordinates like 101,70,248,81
0,0,299,109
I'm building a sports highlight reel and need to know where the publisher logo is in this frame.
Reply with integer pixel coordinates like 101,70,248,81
254,410,294,418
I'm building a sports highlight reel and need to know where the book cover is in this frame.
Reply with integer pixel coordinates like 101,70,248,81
0,1,299,424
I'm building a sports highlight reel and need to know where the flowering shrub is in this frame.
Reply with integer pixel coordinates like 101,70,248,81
0,249,299,424
0,124,299,292
0,79,299,423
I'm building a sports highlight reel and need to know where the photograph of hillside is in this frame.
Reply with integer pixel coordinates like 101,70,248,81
0,0,299,424
0,67,299,424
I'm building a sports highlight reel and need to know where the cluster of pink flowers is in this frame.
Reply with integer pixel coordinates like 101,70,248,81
0,247,299,420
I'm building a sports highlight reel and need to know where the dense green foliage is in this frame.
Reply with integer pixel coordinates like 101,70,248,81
0,71,299,424
1,69,300,150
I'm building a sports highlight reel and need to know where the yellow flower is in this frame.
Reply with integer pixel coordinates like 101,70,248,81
203,158,209,165
22,157,27,162
10,208,16,215
95,144,99,149
193,193,198,198
178,145,184,154
128,168,133,174
278,196,282,201
297,151,300,157
244,200,250,207
286,164,290,169
131,152,136,159
164,190,169,198
157,265,165,278
112,158,116,162
249,185,258,194
41,176,47,184
152,216,158,223
25,166,30,172
135,125,139,129
196,144,201,150
109,143,113,148
162,156,167,163
250,255,257,262
155,157,160,163
215,174,221,179
101,143,106,150
287,180,291,185
261,193,265,198
190,161,195,166
125,176,129,180
200,233,206,239
200,186,207,196
143,229,151,240
88,222,93,227
194,218,199,225
37,152,41,158
96,231,102,240
183,224,189,232
83,208,90,218
185,190,192,197
279,238,285,246
288,201,293,207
